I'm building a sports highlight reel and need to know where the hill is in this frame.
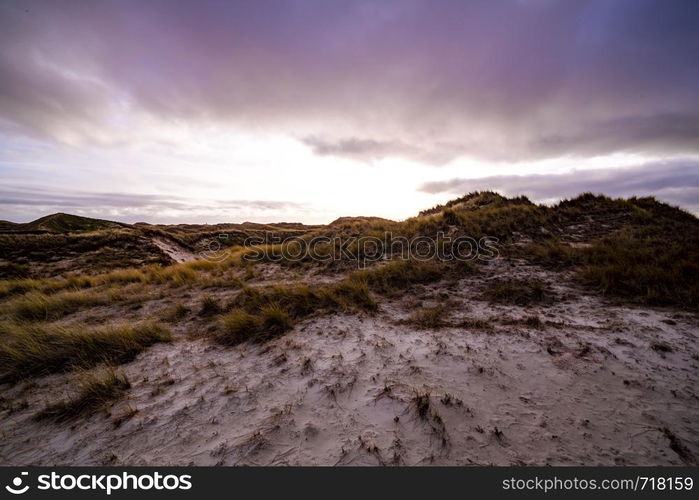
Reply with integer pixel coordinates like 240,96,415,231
5,213,126,233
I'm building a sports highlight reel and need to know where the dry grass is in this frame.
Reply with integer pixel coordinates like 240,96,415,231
409,305,450,329
216,279,378,346
578,230,699,308
0,259,237,302
483,279,550,306
35,368,131,422
521,196,699,309
350,259,443,294
5,289,124,321
218,304,293,345
0,321,172,382
165,303,190,322
199,296,223,317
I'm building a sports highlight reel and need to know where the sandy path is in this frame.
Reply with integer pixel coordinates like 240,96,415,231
150,236,198,263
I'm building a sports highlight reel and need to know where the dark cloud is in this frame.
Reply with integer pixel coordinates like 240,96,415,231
1,0,698,162
418,159,699,213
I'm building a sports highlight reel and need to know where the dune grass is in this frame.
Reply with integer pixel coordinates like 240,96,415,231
0,256,242,301
5,289,124,321
216,259,445,345
0,321,172,382
520,196,699,309
199,296,223,317
219,304,293,345
409,304,450,329
349,259,443,294
578,232,699,308
483,279,550,306
34,368,131,422
216,278,379,345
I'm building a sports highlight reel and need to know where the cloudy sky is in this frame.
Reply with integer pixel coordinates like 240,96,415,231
1,0,698,223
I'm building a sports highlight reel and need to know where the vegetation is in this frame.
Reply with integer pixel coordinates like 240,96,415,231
0,229,171,280
217,278,379,345
483,279,550,306
0,192,695,376
0,322,171,382
349,259,443,294
35,368,130,422
4,289,124,321
409,305,450,329
219,305,293,345
6,213,123,233
199,296,223,317
576,212,699,308
520,195,699,308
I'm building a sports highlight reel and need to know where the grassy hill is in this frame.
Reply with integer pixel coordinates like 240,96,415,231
1,192,697,307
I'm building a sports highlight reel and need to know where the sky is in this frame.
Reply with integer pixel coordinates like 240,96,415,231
1,0,698,224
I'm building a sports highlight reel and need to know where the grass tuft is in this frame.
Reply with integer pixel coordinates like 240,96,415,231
35,368,130,422
409,305,449,329
199,296,223,317
483,279,550,306
215,278,379,346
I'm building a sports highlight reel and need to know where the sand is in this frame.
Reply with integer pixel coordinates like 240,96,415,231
1,259,697,465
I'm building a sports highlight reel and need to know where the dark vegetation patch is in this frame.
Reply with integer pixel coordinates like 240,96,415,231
0,230,171,279
3,213,123,234
520,195,699,309
650,341,673,354
199,297,223,317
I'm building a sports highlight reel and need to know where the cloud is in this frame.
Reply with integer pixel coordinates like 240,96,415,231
302,136,457,165
0,186,308,224
418,159,699,213
1,0,698,163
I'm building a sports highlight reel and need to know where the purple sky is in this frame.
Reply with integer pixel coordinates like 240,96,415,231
1,0,698,223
